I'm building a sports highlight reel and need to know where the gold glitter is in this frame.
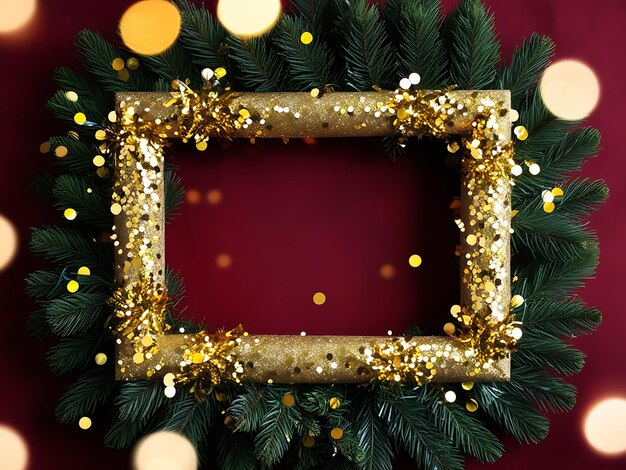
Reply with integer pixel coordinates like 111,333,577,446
466,399,479,412
303,435,315,448
552,187,564,197
74,112,87,125
95,130,107,141
408,254,422,267
513,125,528,140
112,58,125,71
300,31,313,44
443,322,456,335
461,382,474,390
39,141,50,153
310,88,320,98
118,69,130,82
78,266,91,276
444,390,457,403
64,208,77,220
313,292,326,305
95,353,107,366
215,67,227,78
329,397,341,409
543,202,555,213
67,280,79,293
78,417,92,430
330,428,344,440
282,393,295,407
55,146,68,158
92,155,105,167
65,91,79,102
196,141,208,151
108,111,117,122
110,203,122,215
510,295,524,308
127,57,140,70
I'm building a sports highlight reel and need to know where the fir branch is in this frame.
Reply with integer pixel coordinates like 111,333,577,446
56,366,118,423
426,390,502,463
142,43,201,88
354,392,393,470
52,66,108,103
397,0,448,88
378,387,463,470
227,34,287,92
26,269,63,299
31,174,57,199
474,383,549,443
519,298,602,338
498,34,554,108
274,15,337,90
28,310,52,339
448,0,500,89
47,335,104,374
46,90,108,135
229,384,267,432
516,330,585,375
52,175,111,231
213,426,257,470
44,292,109,336
553,178,609,220
157,390,213,452
292,0,333,33
506,363,576,413
339,0,396,91
30,226,112,267
164,170,185,221
48,136,101,175
176,0,229,70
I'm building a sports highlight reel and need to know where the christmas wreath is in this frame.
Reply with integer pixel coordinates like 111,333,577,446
28,0,606,468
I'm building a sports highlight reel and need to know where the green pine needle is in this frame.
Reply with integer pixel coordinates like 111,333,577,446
56,367,118,423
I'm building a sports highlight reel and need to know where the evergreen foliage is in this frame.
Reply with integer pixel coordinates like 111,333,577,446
29,0,605,468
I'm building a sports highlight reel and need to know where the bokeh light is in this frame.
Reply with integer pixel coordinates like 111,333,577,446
217,0,281,37
216,253,232,269
120,0,181,56
133,431,197,470
0,0,36,33
0,425,29,470
380,263,395,279
185,188,201,204
0,214,18,271
583,397,626,455
540,59,600,121
313,292,326,305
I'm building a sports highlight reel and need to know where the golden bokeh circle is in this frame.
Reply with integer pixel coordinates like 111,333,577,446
313,292,326,305
0,214,18,271
120,1,181,56
408,254,422,267
216,253,232,269
217,0,281,37
0,425,29,470
0,0,36,33
584,398,626,455
133,431,197,470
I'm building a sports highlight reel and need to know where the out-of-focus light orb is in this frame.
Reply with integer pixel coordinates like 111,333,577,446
0,425,29,470
217,0,281,37
540,59,600,120
584,397,626,455
0,0,36,33
0,214,18,271
120,1,181,56
133,431,197,470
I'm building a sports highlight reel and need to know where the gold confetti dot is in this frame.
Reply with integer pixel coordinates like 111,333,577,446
192,352,204,363
450,304,461,315
300,31,313,44
141,335,154,347
380,263,395,279
543,202,555,213
117,68,130,82
39,141,50,153
92,155,105,167
112,57,125,71
196,141,208,151
215,67,227,78
65,91,79,102
163,373,176,387
313,292,326,305
64,208,77,220
186,189,201,204
207,189,222,205
282,393,295,407
164,386,176,398
552,187,564,197
511,294,524,308
67,280,79,293
96,167,109,178
514,125,528,140
78,417,92,430
95,130,107,141
329,397,341,409
447,141,460,153
110,203,122,215
216,253,232,269
55,146,68,158
461,382,474,391
466,399,479,412
77,266,91,276
330,427,343,440
466,234,477,246
443,322,456,335
528,163,541,175
239,108,250,119
127,57,140,70
108,111,117,123
133,352,144,364
310,88,320,98
94,353,107,366
408,254,422,267
396,108,410,120
444,390,457,403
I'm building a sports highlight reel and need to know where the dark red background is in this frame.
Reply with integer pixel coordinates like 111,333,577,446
1,0,625,469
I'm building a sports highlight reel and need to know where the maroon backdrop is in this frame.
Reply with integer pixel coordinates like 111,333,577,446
1,1,625,469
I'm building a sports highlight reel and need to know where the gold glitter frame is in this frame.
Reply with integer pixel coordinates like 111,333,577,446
111,88,515,385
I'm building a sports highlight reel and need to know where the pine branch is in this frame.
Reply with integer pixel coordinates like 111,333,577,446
229,384,267,432
142,43,201,88
516,330,585,375
552,178,608,219
292,0,333,33
354,391,393,470
30,226,112,267
26,269,63,299
157,390,213,453
48,136,102,175
52,66,108,103
56,366,118,423
44,292,109,336
164,170,185,220
426,391,502,463
378,387,463,470
213,425,257,470
498,34,554,108
31,174,57,199
474,383,549,443
274,15,337,90
339,0,396,91
227,34,287,92
47,335,104,374
46,90,108,136
506,363,576,412
519,298,602,338
52,174,112,231
448,0,500,89
397,0,448,88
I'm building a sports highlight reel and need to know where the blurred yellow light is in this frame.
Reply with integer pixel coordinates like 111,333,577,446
216,253,232,269
313,292,326,305
540,59,600,121
0,425,29,470
0,0,36,33
133,431,197,470
0,214,18,271
408,254,422,267
120,1,181,56
217,0,281,37
584,397,626,455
